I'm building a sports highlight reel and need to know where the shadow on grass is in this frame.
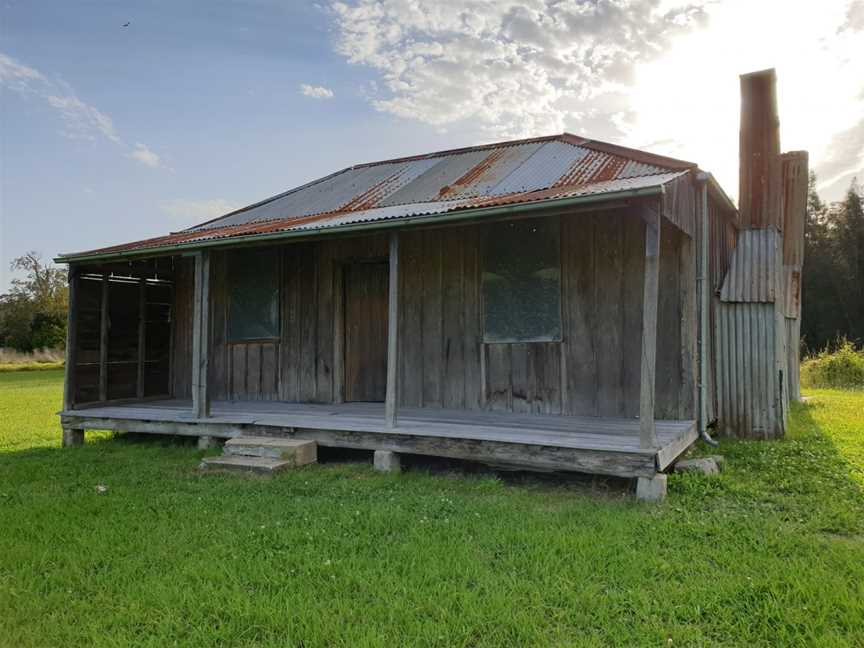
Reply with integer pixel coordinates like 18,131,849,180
694,398,864,536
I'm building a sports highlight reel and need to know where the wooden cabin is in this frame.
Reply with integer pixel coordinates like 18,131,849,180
56,69,807,499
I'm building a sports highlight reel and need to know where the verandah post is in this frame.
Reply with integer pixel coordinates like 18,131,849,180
385,231,400,428
99,271,109,402
192,250,211,419
639,200,661,449
62,265,84,448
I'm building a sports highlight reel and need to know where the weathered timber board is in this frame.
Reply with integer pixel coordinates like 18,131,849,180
59,415,662,478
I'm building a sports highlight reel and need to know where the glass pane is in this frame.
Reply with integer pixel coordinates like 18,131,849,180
483,218,561,343
227,249,280,341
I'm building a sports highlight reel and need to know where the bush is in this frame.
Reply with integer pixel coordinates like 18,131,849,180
801,340,864,389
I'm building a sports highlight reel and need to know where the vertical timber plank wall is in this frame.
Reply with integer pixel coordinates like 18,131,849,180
205,235,390,403
171,257,194,399
176,211,691,418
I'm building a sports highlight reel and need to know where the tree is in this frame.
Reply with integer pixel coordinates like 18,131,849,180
0,252,68,351
834,181,864,338
801,176,864,351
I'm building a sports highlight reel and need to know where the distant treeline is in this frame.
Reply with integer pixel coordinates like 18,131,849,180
802,174,864,353
0,253,68,352
0,176,861,355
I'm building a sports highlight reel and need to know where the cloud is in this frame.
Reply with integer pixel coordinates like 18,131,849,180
328,0,863,201
300,83,335,99
814,116,864,195
329,0,707,138
159,198,240,228
129,143,162,168
0,51,162,168
46,94,121,144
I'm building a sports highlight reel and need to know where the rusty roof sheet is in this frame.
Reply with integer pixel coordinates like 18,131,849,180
59,132,699,260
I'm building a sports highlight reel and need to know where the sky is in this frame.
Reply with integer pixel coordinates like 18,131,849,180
1,0,863,291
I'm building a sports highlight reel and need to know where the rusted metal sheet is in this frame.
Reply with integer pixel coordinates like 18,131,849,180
714,302,783,438
783,265,801,318
60,133,701,260
781,151,808,266
719,229,780,303
738,69,782,230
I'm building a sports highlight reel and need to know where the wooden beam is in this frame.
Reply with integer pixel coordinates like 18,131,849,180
639,202,661,449
385,232,400,428
63,267,79,411
98,272,109,402
191,250,211,418
137,276,147,400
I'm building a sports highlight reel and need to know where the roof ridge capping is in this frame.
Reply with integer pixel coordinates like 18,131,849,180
562,134,697,171
350,131,698,172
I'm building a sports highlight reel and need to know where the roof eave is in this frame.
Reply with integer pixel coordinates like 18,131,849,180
55,184,666,265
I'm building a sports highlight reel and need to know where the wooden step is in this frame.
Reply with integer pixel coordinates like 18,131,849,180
223,436,317,465
199,455,296,474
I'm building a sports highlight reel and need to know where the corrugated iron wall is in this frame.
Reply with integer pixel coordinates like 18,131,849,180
714,226,788,438
719,230,779,303
714,301,783,438
781,151,808,402
704,194,738,425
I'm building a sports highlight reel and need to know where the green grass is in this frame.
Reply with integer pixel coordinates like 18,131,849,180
1,370,862,647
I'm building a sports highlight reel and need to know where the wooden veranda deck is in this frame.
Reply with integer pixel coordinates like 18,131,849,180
60,400,697,479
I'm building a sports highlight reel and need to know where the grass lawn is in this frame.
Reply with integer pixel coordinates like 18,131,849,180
1,370,862,647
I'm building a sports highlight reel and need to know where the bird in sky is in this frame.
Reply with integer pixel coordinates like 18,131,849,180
122,22,130,27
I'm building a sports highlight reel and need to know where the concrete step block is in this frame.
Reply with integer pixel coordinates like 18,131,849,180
223,436,317,465
199,455,296,475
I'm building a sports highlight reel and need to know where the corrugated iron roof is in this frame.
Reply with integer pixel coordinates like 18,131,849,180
59,132,699,261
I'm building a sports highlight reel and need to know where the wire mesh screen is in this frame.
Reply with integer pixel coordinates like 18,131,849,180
482,218,562,343
227,249,280,342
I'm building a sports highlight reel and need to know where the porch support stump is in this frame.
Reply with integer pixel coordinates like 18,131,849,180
191,250,211,419
62,428,84,448
197,435,216,450
636,474,667,502
385,232,400,428
374,450,401,473
639,201,661,449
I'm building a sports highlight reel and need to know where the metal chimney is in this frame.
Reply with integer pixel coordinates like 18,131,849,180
739,69,782,229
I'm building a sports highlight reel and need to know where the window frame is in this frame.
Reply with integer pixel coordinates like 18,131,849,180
225,247,282,344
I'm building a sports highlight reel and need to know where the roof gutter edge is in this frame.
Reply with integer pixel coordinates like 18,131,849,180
55,185,664,264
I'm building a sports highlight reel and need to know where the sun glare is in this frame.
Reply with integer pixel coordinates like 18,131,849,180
627,0,864,200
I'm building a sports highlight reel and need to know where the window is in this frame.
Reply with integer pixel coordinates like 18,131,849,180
227,249,280,341
482,219,561,343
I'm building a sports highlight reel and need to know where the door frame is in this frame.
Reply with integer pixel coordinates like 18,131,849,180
333,256,389,404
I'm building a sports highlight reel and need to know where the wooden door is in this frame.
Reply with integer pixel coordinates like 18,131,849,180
344,262,389,402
